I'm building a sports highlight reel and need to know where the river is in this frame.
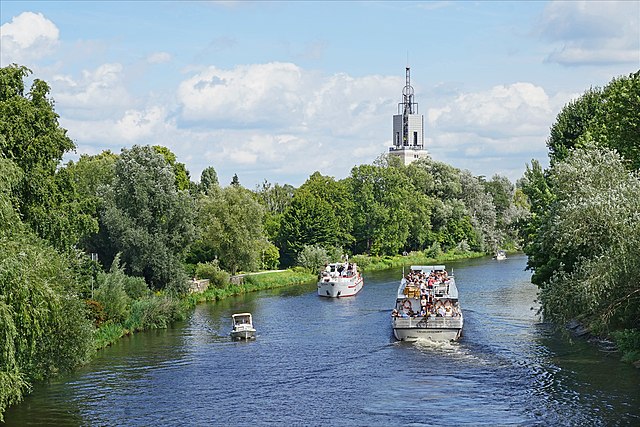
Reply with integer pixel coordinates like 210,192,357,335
5,253,639,426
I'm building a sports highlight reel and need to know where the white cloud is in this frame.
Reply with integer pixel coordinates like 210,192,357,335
177,62,305,125
147,52,171,64
539,1,640,66
0,12,59,66
429,82,554,138
52,63,135,118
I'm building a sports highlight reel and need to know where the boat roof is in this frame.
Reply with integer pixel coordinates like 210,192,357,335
232,313,252,318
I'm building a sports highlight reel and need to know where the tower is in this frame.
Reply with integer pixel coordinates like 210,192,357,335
389,67,428,165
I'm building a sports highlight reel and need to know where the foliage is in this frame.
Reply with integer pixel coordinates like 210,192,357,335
125,296,185,331
612,329,640,364
198,185,266,274
0,230,94,418
547,71,640,170
93,255,132,324
0,64,97,252
98,145,196,291
296,244,330,272
278,187,342,266
152,145,191,191
534,147,640,329
199,166,219,195
349,164,411,255
195,260,231,288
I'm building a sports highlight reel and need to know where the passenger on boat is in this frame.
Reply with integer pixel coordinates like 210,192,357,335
437,305,446,317
391,308,399,317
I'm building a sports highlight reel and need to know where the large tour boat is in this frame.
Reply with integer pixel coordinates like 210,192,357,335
391,265,463,342
317,261,364,298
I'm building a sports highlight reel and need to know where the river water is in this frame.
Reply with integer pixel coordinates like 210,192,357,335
5,254,639,426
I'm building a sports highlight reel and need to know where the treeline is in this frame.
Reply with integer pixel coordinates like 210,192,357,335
520,70,640,363
0,63,526,417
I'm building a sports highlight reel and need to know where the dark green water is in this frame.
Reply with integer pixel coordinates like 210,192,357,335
5,254,639,426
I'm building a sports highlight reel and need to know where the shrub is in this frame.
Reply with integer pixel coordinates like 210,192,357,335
123,275,150,300
125,296,185,331
296,244,330,272
195,260,230,288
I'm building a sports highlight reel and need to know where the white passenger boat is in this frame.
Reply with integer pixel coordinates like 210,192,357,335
317,261,364,298
494,250,507,260
391,265,463,342
230,313,256,340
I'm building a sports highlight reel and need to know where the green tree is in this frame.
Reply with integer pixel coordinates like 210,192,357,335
199,166,219,195
153,145,191,191
349,164,411,255
99,145,196,291
199,185,266,274
278,188,341,266
534,146,640,331
0,64,97,252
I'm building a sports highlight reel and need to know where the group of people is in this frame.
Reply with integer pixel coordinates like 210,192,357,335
392,299,460,319
322,262,357,278
392,268,459,319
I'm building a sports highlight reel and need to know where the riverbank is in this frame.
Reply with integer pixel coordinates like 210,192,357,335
351,249,485,272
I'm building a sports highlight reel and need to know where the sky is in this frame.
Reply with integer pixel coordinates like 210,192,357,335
1,1,639,188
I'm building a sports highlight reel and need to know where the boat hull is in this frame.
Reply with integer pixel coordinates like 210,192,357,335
317,276,363,298
392,317,463,342
230,328,256,340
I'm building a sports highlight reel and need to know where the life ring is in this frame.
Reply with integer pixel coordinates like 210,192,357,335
402,299,412,311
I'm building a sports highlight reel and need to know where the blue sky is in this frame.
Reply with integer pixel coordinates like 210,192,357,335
1,1,639,188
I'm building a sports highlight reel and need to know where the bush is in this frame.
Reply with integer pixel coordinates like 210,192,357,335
195,260,230,288
612,329,640,364
123,275,150,300
125,295,185,331
296,244,330,272
94,276,130,325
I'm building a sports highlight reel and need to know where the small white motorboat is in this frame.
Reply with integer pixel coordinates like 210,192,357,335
494,250,507,261
230,313,256,340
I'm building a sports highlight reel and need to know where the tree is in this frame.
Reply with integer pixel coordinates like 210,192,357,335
254,180,295,243
152,145,191,191
349,164,411,255
547,71,640,170
533,146,640,330
199,166,219,195
278,188,341,266
198,185,266,274
0,64,96,252
99,145,196,291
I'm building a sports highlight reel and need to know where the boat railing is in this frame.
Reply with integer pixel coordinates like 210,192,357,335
393,315,462,328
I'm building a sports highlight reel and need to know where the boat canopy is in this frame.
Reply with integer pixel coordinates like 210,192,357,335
232,313,253,324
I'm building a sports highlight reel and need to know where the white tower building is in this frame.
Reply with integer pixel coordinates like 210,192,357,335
389,67,428,165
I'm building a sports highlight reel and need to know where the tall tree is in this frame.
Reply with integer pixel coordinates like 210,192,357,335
199,185,266,274
349,164,411,255
278,188,341,266
99,145,196,291
0,64,96,251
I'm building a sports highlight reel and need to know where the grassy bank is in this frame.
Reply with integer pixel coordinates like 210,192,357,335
183,269,316,307
351,249,485,272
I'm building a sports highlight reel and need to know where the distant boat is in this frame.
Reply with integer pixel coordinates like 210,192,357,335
317,261,364,298
391,265,463,342
230,313,256,340
494,250,507,261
